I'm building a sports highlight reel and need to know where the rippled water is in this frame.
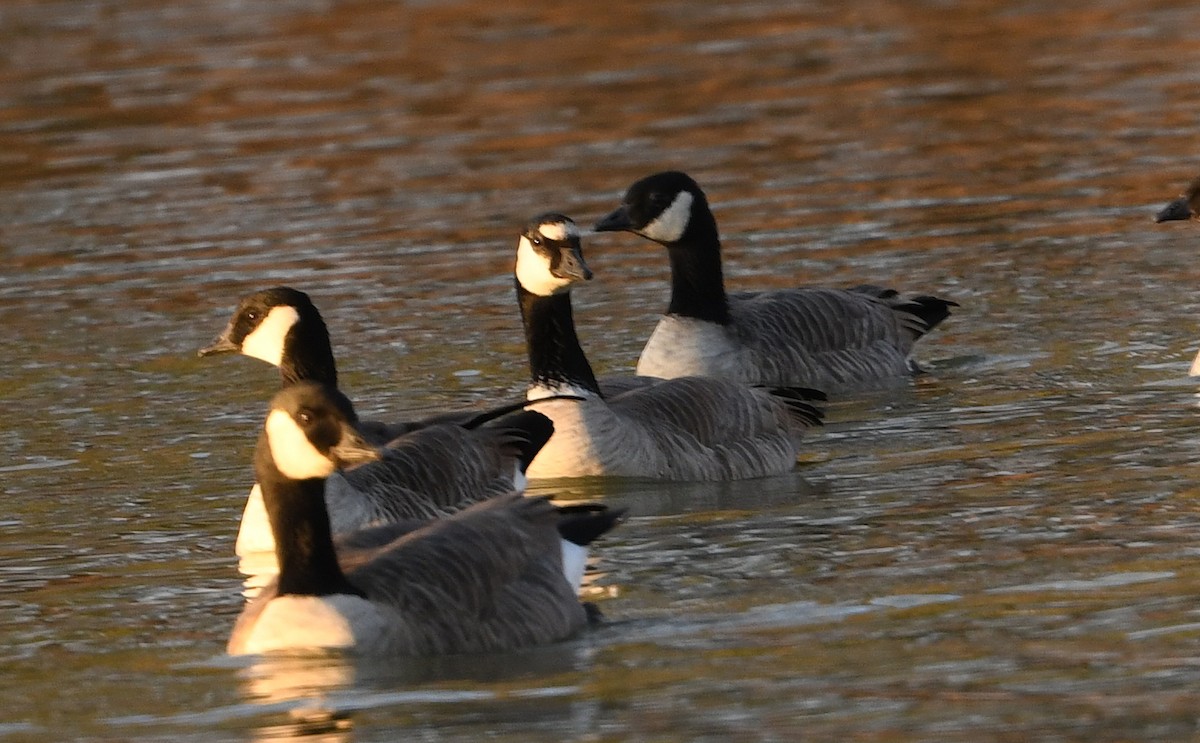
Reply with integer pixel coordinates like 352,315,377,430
6,0,1200,740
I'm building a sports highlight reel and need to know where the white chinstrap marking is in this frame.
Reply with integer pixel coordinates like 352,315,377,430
639,190,694,243
515,236,574,296
242,305,300,367
537,220,579,241
265,409,337,480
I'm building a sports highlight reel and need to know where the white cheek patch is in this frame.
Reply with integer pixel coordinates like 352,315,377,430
515,236,572,296
537,221,579,241
640,191,694,243
242,305,301,367
265,409,337,480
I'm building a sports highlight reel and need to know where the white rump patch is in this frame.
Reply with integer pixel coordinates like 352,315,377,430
511,464,528,493
639,190,694,243
537,220,579,241
265,409,337,480
515,236,574,296
241,305,300,367
560,541,589,594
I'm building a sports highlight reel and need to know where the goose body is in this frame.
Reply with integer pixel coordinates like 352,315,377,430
593,171,955,393
228,383,618,656
200,287,550,562
514,214,824,481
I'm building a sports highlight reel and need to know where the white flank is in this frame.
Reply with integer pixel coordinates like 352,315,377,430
241,305,300,367
560,541,589,594
1190,350,1200,377
515,236,573,296
639,190,694,243
265,409,337,480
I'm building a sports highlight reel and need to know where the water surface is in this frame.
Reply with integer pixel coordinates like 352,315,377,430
5,0,1200,740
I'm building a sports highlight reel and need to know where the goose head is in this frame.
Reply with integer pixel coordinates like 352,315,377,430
262,381,380,481
1156,177,1200,223
200,287,340,389
514,213,593,296
593,171,711,246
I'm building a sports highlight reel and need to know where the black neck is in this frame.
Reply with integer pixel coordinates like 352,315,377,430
665,207,730,325
278,318,361,426
517,282,601,395
279,315,338,388
255,437,363,598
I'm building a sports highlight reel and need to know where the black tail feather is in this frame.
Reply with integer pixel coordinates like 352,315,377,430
555,503,628,546
901,296,957,336
767,387,826,428
492,410,556,472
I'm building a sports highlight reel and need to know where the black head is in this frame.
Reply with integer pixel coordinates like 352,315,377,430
514,213,593,296
262,381,379,481
1155,177,1200,223
593,171,709,245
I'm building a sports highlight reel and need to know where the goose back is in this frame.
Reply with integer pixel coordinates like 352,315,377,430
229,494,589,656
525,379,821,480
638,287,954,390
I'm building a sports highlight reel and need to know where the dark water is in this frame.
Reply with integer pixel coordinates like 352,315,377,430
5,0,1200,739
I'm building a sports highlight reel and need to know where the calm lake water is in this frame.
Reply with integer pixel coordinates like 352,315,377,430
5,0,1200,740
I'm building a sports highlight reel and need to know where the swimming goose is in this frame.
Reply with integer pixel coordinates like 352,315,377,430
593,171,956,393
1156,177,1200,223
227,382,618,656
514,213,824,480
199,287,552,560
1154,178,1200,374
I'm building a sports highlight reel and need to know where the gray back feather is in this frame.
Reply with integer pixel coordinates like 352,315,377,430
323,423,522,532
343,495,587,654
724,287,932,389
579,376,820,480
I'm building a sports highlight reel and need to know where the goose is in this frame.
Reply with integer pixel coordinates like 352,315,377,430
592,171,956,393
513,213,824,480
1154,178,1200,374
1156,177,1200,223
227,382,620,656
199,287,552,562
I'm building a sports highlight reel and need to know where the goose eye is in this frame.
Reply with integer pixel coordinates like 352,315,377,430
297,411,312,425
246,310,260,322
531,235,543,246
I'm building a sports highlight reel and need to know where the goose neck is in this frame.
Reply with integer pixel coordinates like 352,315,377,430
517,283,602,397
